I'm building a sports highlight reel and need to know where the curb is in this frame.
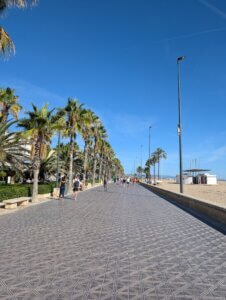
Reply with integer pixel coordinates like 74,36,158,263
140,182,226,233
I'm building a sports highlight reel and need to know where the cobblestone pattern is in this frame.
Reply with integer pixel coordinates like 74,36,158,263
0,184,225,299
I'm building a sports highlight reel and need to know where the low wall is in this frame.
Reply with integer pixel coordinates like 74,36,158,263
140,182,226,230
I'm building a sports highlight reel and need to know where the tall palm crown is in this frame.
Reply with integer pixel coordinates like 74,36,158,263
62,98,84,138
18,104,59,156
0,120,30,172
18,104,61,201
60,98,85,191
0,87,22,123
81,109,98,143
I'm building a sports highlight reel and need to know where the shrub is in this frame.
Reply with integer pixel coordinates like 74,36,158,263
0,185,29,201
0,183,55,201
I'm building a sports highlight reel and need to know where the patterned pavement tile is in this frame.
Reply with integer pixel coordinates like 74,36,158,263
0,183,225,299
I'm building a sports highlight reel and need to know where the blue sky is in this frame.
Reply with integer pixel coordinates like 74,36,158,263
1,0,226,178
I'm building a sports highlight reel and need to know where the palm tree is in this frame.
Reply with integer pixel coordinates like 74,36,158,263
0,87,22,123
80,109,98,182
18,104,61,202
0,0,38,57
112,157,124,179
153,148,167,180
91,119,107,185
60,98,85,192
39,149,57,183
102,142,115,180
149,154,158,184
136,166,143,179
0,120,30,172
98,140,110,181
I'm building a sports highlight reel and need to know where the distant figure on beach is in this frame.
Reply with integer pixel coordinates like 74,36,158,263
59,176,66,198
103,177,107,191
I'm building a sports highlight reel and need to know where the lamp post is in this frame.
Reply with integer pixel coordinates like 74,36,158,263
141,144,143,181
56,130,61,188
148,126,151,183
177,56,185,193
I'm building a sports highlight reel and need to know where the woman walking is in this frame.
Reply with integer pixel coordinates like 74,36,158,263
103,177,107,192
59,176,66,198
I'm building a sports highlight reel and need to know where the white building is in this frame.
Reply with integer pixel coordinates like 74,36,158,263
176,174,193,184
176,170,217,185
196,173,217,185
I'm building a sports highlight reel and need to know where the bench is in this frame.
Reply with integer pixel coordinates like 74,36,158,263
0,202,5,208
3,197,30,209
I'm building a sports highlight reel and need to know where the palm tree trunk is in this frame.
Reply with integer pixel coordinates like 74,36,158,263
92,154,97,185
68,135,74,193
98,155,103,181
154,164,156,184
31,141,41,202
83,141,88,181
32,168,39,202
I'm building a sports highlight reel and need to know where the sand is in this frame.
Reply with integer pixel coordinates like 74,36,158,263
156,179,226,209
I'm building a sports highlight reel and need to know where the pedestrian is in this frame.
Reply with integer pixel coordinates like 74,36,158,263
103,177,107,191
59,176,66,198
126,177,130,187
73,176,80,200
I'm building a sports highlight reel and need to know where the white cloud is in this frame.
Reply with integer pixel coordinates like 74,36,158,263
208,145,226,162
199,0,226,19
0,79,65,110
111,113,155,138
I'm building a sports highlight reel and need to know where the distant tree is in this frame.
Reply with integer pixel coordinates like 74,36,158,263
149,155,158,183
136,166,143,178
153,148,167,180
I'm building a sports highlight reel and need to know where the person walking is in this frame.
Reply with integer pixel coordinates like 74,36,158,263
126,177,130,187
59,176,66,198
73,176,80,200
103,177,107,192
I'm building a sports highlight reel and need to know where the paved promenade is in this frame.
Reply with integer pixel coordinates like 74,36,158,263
0,184,225,299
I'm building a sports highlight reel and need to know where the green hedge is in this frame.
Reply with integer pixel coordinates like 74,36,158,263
0,183,54,202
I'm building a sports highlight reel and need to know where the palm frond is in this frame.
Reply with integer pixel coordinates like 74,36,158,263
0,27,15,57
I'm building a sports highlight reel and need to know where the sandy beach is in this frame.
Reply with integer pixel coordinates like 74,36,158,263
156,179,226,209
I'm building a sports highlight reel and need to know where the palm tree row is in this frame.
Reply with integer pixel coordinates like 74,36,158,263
145,147,167,182
0,87,124,202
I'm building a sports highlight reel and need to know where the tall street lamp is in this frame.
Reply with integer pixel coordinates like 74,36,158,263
148,126,152,183
177,56,186,193
56,130,61,188
141,144,143,181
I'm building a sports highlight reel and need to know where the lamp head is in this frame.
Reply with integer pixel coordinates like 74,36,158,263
177,56,186,63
